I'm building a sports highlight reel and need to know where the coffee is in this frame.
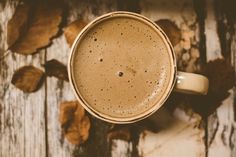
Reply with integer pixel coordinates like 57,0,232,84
71,16,175,119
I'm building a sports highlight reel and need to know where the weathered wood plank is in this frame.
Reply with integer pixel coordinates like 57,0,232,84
45,36,75,157
1,0,236,157
45,1,116,157
204,0,222,61
137,108,204,157
232,28,236,157
109,1,142,156
0,1,46,157
141,0,202,72
205,0,236,157
111,140,132,157
207,90,236,157
138,0,205,156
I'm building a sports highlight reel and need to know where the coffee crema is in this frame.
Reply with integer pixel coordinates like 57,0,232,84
71,16,175,119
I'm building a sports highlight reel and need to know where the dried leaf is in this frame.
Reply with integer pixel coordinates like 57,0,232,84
191,59,234,117
64,20,88,47
189,92,230,118
202,58,234,95
107,126,131,141
155,19,181,46
44,59,68,81
65,116,90,144
7,2,63,54
11,65,45,92
59,101,78,126
7,3,30,47
59,101,90,145
169,59,235,117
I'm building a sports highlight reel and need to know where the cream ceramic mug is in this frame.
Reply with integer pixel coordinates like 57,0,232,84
68,12,209,124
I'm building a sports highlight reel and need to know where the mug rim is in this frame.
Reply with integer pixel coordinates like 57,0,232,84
68,11,177,124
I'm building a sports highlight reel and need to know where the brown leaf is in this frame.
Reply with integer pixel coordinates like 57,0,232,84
171,59,235,118
155,19,181,46
7,2,63,54
59,101,90,145
7,3,30,47
64,20,88,47
65,116,90,145
107,126,131,142
189,92,230,118
201,58,234,95
191,59,234,117
44,59,68,81
59,101,78,126
11,65,45,92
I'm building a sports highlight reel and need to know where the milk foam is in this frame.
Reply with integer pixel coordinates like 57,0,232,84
72,16,174,118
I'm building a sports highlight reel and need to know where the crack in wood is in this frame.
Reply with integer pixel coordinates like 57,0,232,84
214,0,236,61
0,103,2,131
208,117,219,147
221,125,228,146
44,50,49,157
193,0,207,65
233,31,236,122
205,120,209,157
193,1,208,156
0,57,9,100
130,128,140,157
229,125,235,150
234,88,236,121
23,99,26,157
56,80,64,99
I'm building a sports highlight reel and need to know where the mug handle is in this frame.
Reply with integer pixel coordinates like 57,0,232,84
174,71,209,95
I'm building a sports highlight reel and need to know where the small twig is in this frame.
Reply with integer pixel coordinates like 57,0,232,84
0,50,10,61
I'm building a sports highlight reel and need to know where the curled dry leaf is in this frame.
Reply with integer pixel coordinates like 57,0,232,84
11,65,45,92
202,58,234,95
185,59,234,117
107,126,131,142
59,101,90,145
155,19,181,46
44,59,68,81
64,20,88,47
7,3,30,47
7,2,63,54
65,116,90,145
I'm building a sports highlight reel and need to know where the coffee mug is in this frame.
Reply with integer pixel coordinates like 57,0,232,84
68,11,209,124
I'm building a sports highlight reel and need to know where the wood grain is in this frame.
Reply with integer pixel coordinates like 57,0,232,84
45,1,116,157
111,140,132,157
0,1,46,157
205,0,236,157
138,0,205,156
1,0,236,157
138,108,204,157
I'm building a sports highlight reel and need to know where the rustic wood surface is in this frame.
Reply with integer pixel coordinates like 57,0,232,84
0,0,235,157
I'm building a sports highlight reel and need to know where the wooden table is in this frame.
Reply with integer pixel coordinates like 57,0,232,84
0,0,235,157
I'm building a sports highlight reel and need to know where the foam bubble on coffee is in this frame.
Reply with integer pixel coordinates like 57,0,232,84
72,16,174,118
